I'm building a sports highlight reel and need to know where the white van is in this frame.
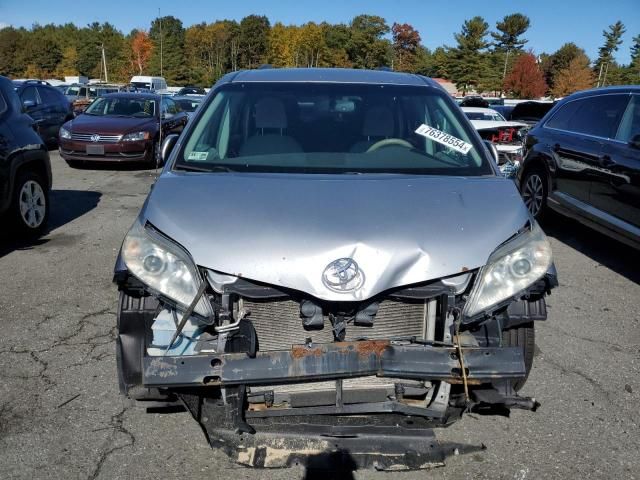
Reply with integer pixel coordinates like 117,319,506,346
129,75,168,92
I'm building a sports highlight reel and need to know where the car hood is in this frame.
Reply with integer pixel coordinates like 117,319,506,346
68,114,156,135
140,172,531,301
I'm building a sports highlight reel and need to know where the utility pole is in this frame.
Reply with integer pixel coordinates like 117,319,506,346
101,43,108,83
159,8,163,77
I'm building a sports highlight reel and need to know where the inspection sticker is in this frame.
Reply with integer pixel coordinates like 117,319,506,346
187,151,209,161
415,124,473,154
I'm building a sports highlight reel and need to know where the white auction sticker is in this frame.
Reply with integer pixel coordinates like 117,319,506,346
415,124,473,154
187,151,209,161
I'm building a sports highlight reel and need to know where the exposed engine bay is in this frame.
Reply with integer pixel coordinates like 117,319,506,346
115,259,555,470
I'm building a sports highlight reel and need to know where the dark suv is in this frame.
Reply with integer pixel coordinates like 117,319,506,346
519,86,640,249
13,80,74,146
0,76,52,235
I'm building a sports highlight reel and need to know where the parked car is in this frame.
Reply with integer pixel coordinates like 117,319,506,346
175,86,206,96
13,80,74,146
463,107,528,177
113,68,557,470
0,76,51,235
519,86,640,249
510,101,555,127
58,92,188,167
64,84,120,114
129,75,167,92
459,95,490,108
172,95,203,119
492,104,515,120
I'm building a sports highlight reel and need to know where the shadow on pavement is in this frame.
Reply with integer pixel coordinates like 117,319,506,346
541,212,640,284
0,189,101,259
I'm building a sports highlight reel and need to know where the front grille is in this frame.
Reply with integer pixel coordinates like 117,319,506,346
71,133,122,143
244,298,428,351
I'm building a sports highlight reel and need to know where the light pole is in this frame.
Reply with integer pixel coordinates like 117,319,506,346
159,8,163,77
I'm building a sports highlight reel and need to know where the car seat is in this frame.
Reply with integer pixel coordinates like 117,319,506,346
239,97,303,156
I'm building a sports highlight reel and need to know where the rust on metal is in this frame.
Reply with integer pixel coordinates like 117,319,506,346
291,345,323,359
354,340,390,357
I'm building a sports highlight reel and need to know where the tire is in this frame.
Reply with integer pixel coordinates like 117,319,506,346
502,322,535,391
11,170,49,237
520,166,548,221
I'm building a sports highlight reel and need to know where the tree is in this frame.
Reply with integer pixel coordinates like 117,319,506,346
491,13,530,87
347,15,391,69
504,53,547,98
149,16,188,84
543,42,589,88
391,23,421,72
238,15,270,69
54,46,79,77
131,30,152,75
551,55,594,97
595,20,626,86
448,16,490,94
323,23,351,67
0,27,26,77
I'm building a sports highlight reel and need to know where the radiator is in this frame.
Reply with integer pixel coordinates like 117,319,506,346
243,298,428,351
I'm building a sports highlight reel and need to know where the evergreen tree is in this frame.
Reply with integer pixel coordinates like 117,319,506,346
595,20,626,86
448,16,490,94
149,16,188,84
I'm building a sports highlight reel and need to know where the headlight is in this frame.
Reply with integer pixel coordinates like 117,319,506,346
463,222,552,319
121,221,212,317
121,131,150,142
59,127,71,139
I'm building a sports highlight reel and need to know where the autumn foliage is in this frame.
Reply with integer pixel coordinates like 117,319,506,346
551,56,594,97
504,53,548,98
130,31,152,75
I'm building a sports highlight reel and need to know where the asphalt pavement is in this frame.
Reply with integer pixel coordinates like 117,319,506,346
0,153,639,479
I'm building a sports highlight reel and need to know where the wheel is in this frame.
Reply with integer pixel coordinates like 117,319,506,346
11,171,49,236
502,322,535,391
520,167,548,220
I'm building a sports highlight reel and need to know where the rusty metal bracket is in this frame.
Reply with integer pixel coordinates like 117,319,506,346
143,341,525,388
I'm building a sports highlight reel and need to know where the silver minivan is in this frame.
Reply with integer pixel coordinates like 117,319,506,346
114,68,557,470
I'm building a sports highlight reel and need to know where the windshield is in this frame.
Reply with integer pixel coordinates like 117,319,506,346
175,83,491,175
84,96,156,117
65,86,80,96
175,98,201,112
131,81,151,90
465,110,505,121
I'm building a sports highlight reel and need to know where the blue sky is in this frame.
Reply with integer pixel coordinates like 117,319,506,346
1,0,638,64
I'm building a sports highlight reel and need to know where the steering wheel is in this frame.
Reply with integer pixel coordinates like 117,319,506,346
366,138,413,152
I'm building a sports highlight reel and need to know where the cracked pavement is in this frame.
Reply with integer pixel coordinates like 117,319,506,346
0,153,639,479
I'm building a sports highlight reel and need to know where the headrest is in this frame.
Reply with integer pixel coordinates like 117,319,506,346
362,104,394,137
255,97,287,129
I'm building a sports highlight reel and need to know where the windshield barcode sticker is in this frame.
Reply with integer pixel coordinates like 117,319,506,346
187,151,209,161
415,124,473,154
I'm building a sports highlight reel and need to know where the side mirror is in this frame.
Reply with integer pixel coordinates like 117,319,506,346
629,134,640,150
484,140,499,164
22,99,36,111
161,134,179,165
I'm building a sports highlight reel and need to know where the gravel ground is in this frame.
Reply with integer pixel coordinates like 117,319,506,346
1,153,639,479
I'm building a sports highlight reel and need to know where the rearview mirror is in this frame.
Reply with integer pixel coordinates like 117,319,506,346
629,134,640,150
484,140,499,164
161,134,179,165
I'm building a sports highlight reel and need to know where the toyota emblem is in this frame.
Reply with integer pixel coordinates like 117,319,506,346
91,134,100,142
322,258,364,292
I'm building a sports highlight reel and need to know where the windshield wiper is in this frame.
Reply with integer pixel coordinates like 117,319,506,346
174,164,235,173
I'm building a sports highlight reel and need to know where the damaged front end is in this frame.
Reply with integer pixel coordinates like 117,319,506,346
113,219,557,471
